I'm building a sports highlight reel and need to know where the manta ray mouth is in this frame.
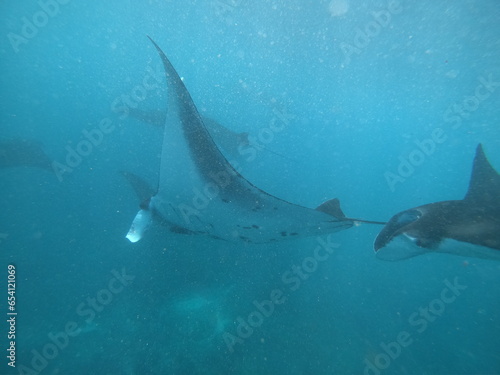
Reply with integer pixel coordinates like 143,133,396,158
375,236,428,261
374,209,422,251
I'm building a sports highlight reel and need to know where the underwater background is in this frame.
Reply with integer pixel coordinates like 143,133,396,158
1,0,500,374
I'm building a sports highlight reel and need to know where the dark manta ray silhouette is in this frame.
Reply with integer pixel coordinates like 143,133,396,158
128,107,250,159
128,107,290,161
374,144,500,261
125,37,384,243
0,139,52,170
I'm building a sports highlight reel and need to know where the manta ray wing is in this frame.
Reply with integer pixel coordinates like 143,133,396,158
128,108,166,127
464,144,500,207
126,38,357,243
0,139,52,171
128,107,249,160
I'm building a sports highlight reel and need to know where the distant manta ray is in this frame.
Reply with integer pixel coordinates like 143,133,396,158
125,37,384,244
374,144,500,261
128,108,251,159
0,139,52,171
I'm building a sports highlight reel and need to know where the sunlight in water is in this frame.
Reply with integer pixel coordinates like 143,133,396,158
328,0,349,17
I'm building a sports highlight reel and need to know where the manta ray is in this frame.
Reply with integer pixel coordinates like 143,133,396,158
125,37,384,244
128,107,291,161
0,139,53,171
128,107,251,159
374,144,500,261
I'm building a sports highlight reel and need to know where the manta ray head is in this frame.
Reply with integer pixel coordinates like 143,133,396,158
374,209,422,250
373,208,443,260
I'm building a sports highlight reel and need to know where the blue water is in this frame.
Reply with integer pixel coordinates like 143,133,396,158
1,1,500,374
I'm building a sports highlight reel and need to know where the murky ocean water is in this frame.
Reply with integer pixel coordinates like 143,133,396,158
1,1,499,374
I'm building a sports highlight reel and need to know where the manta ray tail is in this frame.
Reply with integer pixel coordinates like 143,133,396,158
316,198,386,225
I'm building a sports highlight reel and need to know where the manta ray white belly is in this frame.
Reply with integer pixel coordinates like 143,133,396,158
376,235,500,261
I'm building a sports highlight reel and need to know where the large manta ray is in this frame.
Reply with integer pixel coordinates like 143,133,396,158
374,144,500,261
126,37,384,244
